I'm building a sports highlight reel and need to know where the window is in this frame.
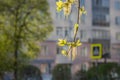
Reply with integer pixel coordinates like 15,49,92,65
80,0,85,6
41,45,48,55
96,0,101,5
93,30,98,38
81,63,88,71
56,10,65,20
56,46,69,54
81,47,88,57
115,17,120,25
92,0,101,6
64,27,71,39
115,1,120,10
40,64,51,74
55,0,65,20
92,14,110,26
116,32,120,41
80,0,86,23
92,0,109,7
64,27,69,37
56,46,62,54
92,30,110,39
102,0,109,7
81,14,85,23
56,27,63,37
92,0,110,26
80,30,87,40
116,49,120,54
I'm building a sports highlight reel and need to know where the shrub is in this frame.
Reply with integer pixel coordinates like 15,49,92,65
52,64,71,80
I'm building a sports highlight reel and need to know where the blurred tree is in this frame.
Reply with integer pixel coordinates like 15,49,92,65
86,63,118,80
52,64,71,80
73,70,87,80
19,65,42,80
73,63,120,80
0,0,53,80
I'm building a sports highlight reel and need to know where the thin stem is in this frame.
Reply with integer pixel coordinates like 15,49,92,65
73,0,80,42
67,0,80,57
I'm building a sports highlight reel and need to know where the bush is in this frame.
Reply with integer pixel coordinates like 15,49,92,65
74,63,120,80
73,70,88,80
19,65,42,80
52,64,71,80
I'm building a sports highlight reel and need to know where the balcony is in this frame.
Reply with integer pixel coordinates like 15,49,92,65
55,54,72,64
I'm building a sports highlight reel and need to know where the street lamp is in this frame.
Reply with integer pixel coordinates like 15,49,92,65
102,52,111,63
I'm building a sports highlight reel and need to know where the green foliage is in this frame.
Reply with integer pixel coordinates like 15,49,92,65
87,63,117,77
73,70,87,80
86,63,119,79
0,29,14,72
0,0,53,73
73,63,120,80
18,65,42,80
52,64,71,80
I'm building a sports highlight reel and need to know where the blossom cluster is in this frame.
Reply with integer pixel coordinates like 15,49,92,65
56,0,86,16
57,23,83,60
56,0,87,60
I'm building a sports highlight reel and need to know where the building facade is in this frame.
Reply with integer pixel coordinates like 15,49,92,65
32,0,120,75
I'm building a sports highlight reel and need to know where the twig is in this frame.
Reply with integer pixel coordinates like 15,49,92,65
67,0,80,59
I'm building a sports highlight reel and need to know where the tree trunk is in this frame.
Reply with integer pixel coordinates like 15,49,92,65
14,43,18,80
0,72,4,80
104,58,107,64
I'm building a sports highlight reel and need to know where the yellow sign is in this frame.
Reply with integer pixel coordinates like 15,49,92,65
90,44,102,59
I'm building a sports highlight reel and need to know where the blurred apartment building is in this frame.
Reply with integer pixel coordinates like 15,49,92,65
32,0,120,75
